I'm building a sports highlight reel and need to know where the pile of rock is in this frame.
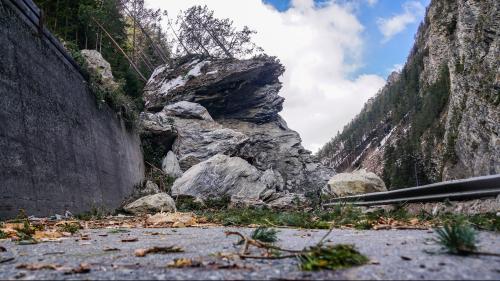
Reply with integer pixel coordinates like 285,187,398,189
126,55,388,213
129,55,333,211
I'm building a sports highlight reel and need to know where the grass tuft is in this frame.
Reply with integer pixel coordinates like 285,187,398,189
435,222,478,255
251,227,279,243
58,222,81,234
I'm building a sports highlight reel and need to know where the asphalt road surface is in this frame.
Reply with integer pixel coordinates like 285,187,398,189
1,227,499,280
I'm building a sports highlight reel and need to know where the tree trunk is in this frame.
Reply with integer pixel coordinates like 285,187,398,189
92,17,147,82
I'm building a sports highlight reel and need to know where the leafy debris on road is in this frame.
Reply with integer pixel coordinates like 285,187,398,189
167,258,202,268
225,227,369,271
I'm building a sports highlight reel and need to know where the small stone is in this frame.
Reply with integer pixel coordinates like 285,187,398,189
123,193,176,215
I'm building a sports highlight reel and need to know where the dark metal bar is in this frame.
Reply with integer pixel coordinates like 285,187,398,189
323,174,500,207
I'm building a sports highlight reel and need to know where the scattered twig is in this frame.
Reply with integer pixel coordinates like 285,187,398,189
134,246,184,257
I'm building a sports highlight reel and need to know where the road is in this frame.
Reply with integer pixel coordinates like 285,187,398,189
1,227,499,280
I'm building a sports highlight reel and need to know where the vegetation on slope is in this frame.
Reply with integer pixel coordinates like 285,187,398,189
318,13,454,189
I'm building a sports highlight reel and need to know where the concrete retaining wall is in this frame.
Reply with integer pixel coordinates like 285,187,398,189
0,0,144,218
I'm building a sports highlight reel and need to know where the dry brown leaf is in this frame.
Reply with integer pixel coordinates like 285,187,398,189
64,263,91,275
167,258,201,268
134,246,184,257
80,234,91,241
16,263,62,271
33,230,64,241
409,218,420,225
146,212,197,227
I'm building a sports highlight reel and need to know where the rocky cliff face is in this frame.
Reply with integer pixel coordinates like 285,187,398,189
318,0,499,189
141,55,332,203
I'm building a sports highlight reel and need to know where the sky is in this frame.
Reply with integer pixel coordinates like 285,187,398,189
145,0,430,152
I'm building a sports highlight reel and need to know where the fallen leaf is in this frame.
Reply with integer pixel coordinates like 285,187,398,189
167,258,201,268
121,237,138,243
80,234,91,241
135,246,184,257
64,263,91,275
409,218,419,226
0,257,15,264
146,212,197,227
16,263,62,271
43,251,65,256
103,247,121,252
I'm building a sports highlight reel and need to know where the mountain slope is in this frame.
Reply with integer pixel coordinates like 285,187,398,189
318,0,499,189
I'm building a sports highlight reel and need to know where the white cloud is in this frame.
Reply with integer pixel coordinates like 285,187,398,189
377,1,425,42
367,0,378,7
389,63,404,73
145,0,386,152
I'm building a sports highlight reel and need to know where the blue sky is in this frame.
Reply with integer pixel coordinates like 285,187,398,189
264,0,430,78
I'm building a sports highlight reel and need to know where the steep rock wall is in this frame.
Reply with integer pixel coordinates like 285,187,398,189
318,0,499,189
0,0,144,218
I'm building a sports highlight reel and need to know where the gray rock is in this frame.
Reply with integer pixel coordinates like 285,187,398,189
142,56,334,195
267,193,308,210
162,151,183,179
80,49,119,91
220,117,332,193
324,169,387,198
141,108,248,171
163,101,214,121
171,154,281,203
144,56,285,123
318,0,500,184
123,193,176,215
143,181,161,195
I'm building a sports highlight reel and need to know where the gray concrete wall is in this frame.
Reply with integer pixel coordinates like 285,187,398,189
0,0,144,218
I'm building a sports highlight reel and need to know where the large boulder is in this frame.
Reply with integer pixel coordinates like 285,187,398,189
142,56,334,194
220,117,332,192
323,169,387,197
123,193,176,215
144,55,285,123
171,154,281,203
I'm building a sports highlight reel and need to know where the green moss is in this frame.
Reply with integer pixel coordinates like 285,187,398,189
108,228,130,234
299,244,369,271
0,230,7,239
